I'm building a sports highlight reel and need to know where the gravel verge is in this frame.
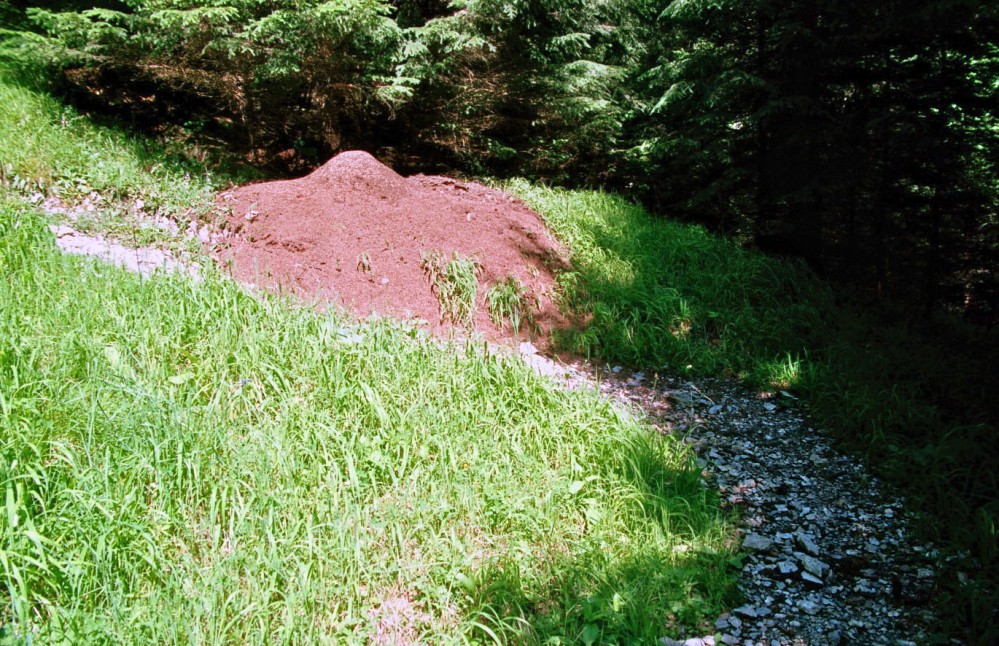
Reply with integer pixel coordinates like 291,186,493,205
522,350,955,645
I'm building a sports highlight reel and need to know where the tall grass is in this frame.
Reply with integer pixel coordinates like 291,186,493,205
0,201,737,643
421,251,481,328
507,180,999,642
486,277,536,337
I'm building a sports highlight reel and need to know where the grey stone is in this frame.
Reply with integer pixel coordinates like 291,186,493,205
518,341,538,355
795,533,820,556
797,599,820,615
742,534,773,551
778,560,798,575
796,553,830,578
48,224,198,279
552,364,943,646
672,392,694,405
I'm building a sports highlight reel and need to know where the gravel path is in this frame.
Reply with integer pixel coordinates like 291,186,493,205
520,350,950,645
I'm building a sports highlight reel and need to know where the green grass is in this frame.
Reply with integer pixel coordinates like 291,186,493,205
506,179,999,643
501,180,828,378
0,63,248,251
421,251,482,329
486,277,536,337
0,201,737,643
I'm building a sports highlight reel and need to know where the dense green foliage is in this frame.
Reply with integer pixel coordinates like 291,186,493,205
626,0,999,322
5,0,409,168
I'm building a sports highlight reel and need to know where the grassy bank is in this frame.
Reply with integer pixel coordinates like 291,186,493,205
0,201,737,643
508,180,999,642
0,64,742,642
0,63,249,251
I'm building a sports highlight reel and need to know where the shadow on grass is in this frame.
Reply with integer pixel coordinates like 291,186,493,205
507,180,999,643
0,57,260,189
458,438,739,644
464,548,734,644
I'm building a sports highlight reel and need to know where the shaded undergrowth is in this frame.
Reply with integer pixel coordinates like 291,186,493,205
0,62,255,252
507,180,999,643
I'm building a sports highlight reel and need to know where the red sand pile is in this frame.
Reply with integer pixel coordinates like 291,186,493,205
217,151,569,346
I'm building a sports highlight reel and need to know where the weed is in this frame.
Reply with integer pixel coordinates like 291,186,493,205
485,276,536,336
420,250,480,327
357,251,372,273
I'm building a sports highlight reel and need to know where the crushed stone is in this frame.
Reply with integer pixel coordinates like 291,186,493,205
48,224,198,278
554,366,960,645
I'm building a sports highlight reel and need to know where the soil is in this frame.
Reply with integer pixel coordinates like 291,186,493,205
216,151,570,349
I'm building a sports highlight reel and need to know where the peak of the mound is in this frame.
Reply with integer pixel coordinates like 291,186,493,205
307,150,409,196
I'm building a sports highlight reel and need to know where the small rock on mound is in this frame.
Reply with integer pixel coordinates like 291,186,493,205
216,150,570,348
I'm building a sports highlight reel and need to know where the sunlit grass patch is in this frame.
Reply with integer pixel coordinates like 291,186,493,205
485,276,537,336
0,203,738,643
421,250,481,328
756,353,804,391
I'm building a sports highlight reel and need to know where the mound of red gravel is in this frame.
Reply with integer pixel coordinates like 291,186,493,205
217,151,569,346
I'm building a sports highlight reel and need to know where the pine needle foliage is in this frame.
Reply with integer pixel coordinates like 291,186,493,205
15,0,411,163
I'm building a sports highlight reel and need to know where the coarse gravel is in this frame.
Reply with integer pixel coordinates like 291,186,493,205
519,350,958,645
